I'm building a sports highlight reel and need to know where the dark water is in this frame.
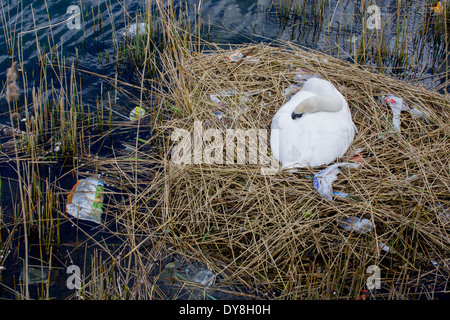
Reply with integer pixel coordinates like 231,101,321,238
0,0,448,299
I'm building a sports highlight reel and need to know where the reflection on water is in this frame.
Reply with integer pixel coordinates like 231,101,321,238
0,0,447,88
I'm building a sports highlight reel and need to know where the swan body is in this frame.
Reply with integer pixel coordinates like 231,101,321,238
270,78,356,169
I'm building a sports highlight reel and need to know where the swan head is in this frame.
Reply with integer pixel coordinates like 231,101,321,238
291,96,343,120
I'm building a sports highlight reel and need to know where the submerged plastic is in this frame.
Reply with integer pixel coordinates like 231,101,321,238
313,162,360,200
66,178,104,224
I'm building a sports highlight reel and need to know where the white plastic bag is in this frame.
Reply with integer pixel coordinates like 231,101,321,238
122,23,148,37
313,162,360,200
383,95,430,131
66,178,104,224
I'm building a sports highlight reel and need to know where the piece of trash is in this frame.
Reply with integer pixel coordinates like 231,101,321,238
209,91,249,126
339,216,374,234
19,266,56,285
382,95,430,131
436,202,450,223
383,95,408,131
349,148,365,162
409,106,430,122
291,68,321,83
122,22,148,37
313,162,360,200
358,289,369,300
333,191,349,198
350,154,363,162
225,51,259,64
130,106,146,120
66,177,104,224
54,141,62,152
347,34,358,43
405,174,420,183
210,90,250,105
226,51,243,62
431,258,438,267
192,269,215,287
431,1,443,14
283,83,303,97
243,56,260,64
378,242,394,253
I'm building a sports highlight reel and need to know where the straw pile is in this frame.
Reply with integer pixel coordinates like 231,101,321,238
105,42,449,298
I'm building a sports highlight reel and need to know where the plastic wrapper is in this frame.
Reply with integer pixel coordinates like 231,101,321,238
339,217,374,234
226,51,243,62
66,178,104,224
130,106,146,120
313,162,360,200
225,51,259,63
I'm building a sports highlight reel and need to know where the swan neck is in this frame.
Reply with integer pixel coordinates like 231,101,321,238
294,96,343,115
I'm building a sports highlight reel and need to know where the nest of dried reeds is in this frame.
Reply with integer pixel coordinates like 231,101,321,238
102,41,449,299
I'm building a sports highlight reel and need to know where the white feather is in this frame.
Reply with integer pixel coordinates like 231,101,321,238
270,78,356,169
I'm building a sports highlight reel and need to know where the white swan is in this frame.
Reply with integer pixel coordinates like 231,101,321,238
270,78,356,169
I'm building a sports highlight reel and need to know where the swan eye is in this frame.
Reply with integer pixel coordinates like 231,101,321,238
291,112,303,120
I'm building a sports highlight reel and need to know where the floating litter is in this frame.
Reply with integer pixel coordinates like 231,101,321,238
122,22,148,37
130,106,146,120
66,178,104,224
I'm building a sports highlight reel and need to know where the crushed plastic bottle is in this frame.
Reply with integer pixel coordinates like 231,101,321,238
313,162,360,200
66,177,104,224
339,216,374,234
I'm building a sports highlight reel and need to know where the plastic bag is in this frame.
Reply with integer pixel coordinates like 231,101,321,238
122,23,148,37
339,216,374,234
383,95,430,131
313,162,360,200
66,178,104,224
